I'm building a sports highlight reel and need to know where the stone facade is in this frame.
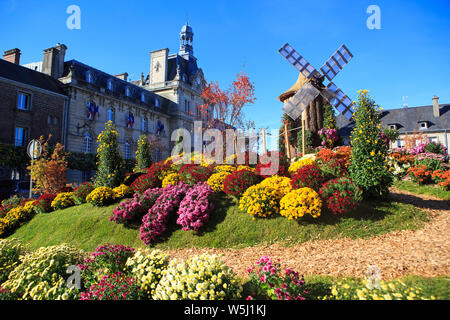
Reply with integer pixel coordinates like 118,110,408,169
0,58,67,181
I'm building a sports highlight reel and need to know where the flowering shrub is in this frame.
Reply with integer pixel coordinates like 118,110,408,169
325,279,437,300
112,184,134,200
207,171,232,193
407,165,433,184
125,249,170,298
33,193,57,214
179,164,213,187
256,151,289,177
51,192,75,211
290,164,325,191
319,177,363,215
153,253,242,300
86,186,115,207
214,165,236,175
349,90,392,198
72,183,95,205
140,183,190,245
81,272,140,300
110,188,162,225
318,128,339,148
432,169,450,190
223,169,261,198
0,286,17,300
0,203,35,237
334,146,352,167
177,182,214,232
239,184,279,219
415,154,445,171
319,157,349,179
280,188,322,220
149,160,176,181
162,173,183,188
0,196,25,217
79,244,135,289
424,141,447,156
130,173,161,194
2,244,84,300
288,155,316,175
247,255,307,300
259,175,292,199
0,239,26,284
315,148,337,164
94,121,124,188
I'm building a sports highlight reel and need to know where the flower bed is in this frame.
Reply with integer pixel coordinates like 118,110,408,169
2,244,84,300
290,164,325,191
247,255,307,300
110,188,162,225
139,183,190,245
176,182,214,232
223,169,261,198
86,186,116,207
51,192,75,211
319,177,363,215
153,253,242,300
72,183,95,205
280,188,322,220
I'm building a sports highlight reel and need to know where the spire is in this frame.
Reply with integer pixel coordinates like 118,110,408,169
179,22,194,56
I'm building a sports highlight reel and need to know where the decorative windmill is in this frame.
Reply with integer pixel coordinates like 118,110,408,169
278,43,355,155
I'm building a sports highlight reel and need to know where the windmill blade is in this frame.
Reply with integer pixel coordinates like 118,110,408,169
279,43,322,80
321,82,355,120
320,44,354,82
283,82,320,120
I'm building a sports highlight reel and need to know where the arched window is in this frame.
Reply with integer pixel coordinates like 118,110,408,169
141,92,146,103
107,108,115,123
155,98,160,108
142,117,147,133
125,87,131,97
124,140,131,160
84,132,93,153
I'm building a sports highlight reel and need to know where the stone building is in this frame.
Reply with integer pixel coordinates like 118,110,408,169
337,97,450,151
1,23,209,184
0,49,68,181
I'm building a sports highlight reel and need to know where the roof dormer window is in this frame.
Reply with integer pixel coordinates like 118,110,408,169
107,79,114,91
141,92,146,103
86,71,94,84
418,121,428,130
155,97,160,108
125,87,131,97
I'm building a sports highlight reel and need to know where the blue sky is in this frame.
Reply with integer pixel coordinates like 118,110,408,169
1,0,449,130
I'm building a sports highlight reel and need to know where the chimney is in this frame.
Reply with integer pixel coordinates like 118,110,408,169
3,48,21,64
432,96,440,118
42,43,67,79
115,73,128,81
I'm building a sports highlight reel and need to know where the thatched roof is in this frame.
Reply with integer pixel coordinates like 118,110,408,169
278,73,309,103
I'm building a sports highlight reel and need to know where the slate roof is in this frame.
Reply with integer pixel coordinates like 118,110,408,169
166,54,198,84
63,60,171,114
337,104,450,138
0,59,66,95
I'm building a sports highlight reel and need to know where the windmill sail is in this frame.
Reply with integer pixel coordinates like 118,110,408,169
279,44,321,80
320,44,353,82
321,82,355,120
282,82,320,120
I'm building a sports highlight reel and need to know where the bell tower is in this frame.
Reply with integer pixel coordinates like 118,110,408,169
179,22,194,57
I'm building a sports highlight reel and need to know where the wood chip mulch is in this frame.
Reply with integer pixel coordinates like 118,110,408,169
166,188,450,280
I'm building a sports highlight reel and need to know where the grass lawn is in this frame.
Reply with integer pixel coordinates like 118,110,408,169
8,194,429,252
394,180,450,200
